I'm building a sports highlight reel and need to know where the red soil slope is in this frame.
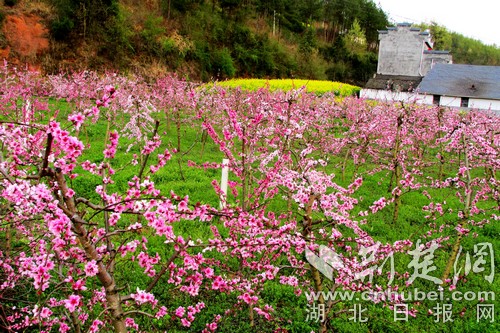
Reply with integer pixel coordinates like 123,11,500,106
1,14,49,63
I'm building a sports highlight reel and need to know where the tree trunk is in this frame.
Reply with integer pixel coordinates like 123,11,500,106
303,195,327,333
442,134,472,283
55,171,126,332
391,114,403,224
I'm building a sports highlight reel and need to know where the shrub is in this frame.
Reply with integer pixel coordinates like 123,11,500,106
100,7,134,65
161,37,177,54
51,16,75,41
141,15,166,55
4,0,18,7
212,47,236,78
0,33,7,49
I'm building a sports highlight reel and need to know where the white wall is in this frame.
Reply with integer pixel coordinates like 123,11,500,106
360,89,426,104
469,98,500,112
361,90,500,113
435,96,500,111
378,26,430,76
438,96,461,108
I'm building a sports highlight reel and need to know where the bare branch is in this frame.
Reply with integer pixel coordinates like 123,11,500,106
122,310,155,318
39,133,53,178
138,119,160,181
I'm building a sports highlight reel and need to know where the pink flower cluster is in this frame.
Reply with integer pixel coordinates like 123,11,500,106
103,130,119,158
130,288,157,306
174,302,205,327
63,295,81,313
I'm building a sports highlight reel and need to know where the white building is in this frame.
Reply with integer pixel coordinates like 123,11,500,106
360,23,500,113
417,63,500,111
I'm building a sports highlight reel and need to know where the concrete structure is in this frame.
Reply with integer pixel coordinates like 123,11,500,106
377,23,447,77
362,23,452,102
422,50,453,75
360,23,500,113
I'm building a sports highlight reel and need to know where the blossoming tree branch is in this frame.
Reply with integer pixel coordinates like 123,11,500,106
0,64,498,332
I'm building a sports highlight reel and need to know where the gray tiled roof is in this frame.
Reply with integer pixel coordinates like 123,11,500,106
418,64,500,100
365,74,422,91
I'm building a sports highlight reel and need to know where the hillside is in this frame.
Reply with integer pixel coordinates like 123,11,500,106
0,0,499,84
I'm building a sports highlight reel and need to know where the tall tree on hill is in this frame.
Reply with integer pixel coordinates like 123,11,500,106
430,22,453,50
50,0,119,40
358,0,388,50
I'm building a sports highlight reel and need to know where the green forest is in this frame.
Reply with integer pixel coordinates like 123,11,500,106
2,0,500,85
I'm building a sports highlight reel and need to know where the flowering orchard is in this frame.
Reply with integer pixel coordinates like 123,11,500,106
0,64,498,332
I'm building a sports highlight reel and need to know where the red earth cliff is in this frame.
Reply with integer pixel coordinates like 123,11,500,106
1,13,49,68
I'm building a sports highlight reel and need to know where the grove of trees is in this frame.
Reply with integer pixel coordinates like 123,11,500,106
1,1,499,85
0,65,498,332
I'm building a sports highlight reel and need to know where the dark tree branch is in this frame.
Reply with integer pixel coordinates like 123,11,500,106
138,120,160,181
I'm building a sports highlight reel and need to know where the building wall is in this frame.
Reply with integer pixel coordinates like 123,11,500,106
469,98,500,111
365,23,500,113
438,96,461,108
377,24,431,76
437,96,500,111
421,53,453,76
362,90,500,112
360,88,426,104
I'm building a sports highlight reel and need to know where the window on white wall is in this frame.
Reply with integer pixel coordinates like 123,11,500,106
433,95,441,105
460,97,469,108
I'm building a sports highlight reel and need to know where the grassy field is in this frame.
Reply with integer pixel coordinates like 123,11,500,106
62,98,498,332
2,86,498,333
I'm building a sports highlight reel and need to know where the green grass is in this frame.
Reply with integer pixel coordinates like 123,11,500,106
3,93,498,333
69,100,497,333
